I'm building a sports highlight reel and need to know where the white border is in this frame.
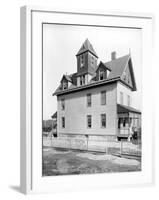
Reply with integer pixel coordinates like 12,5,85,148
20,6,154,194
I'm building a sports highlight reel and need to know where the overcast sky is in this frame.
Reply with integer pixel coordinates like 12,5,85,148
43,24,142,120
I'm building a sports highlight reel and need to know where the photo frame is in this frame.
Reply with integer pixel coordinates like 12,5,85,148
20,6,154,194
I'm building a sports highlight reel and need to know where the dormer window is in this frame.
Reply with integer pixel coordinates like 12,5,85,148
99,69,104,80
80,75,85,85
62,81,68,90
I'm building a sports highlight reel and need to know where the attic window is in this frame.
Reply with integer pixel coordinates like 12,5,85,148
99,70,104,80
123,72,126,81
80,75,85,85
62,81,68,90
128,74,130,84
91,56,94,65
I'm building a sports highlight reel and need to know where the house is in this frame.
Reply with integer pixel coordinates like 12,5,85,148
53,39,141,141
42,119,53,137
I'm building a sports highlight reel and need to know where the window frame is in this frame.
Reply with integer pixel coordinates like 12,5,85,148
87,115,92,128
61,98,65,110
80,54,84,68
101,91,106,105
62,81,68,90
87,93,92,107
80,75,85,85
61,117,65,128
120,91,123,105
127,95,131,106
101,114,106,128
99,69,104,80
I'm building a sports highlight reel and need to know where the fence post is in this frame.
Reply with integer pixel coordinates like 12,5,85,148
120,141,123,156
87,135,88,151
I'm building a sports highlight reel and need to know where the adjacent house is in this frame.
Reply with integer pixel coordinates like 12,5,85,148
53,39,141,141
51,111,57,137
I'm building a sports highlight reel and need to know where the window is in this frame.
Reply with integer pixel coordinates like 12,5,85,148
87,115,92,128
123,118,128,127
61,99,65,110
127,74,130,84
63,81,68,90
101,114,106,128
101,91,106,105
99,69,104,80
92,56,94,65
80,75,85,85
120,92,123,104
80,55,84,68
61,117,65,128
127,95,131,106
87,93,92,107
123,72,126,81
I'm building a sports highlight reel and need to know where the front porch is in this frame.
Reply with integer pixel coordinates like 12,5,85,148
117,104,141,141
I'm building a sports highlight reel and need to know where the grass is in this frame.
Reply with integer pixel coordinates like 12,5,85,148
42,147,141,176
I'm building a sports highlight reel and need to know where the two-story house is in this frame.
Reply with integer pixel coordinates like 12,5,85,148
53,39,141,141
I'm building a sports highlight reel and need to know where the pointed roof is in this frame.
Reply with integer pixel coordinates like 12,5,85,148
76,39,98,58
51,111,57,119
95,61,112,72
105,54,130,79
105,54,137,91
60,74,72,83
53,54,137,96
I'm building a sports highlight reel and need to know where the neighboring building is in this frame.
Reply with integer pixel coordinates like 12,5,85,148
42,119,53,130
53,39,141,141
42,119,53,137
51,111,57,137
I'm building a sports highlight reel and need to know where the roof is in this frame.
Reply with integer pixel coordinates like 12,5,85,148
95,61,112,72
76,39,98,58
53,77,119,95
105,54,130,80
117,104,141,114
51,111,57,119
61,74,72,83
53,41,137,96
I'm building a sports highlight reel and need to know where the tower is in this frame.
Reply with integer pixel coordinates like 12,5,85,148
76,39,98,76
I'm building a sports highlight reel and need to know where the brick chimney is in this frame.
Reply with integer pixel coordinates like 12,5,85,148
111,51,116,60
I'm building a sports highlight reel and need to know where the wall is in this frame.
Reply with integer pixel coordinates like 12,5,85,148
57,83,117,137
117,82,132,106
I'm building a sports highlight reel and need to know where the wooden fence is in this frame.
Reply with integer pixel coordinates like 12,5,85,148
43,136,141,157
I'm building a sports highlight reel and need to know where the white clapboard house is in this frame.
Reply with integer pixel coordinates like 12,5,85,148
53,39,141,141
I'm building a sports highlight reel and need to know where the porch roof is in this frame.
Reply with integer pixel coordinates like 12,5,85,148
117,104,141,114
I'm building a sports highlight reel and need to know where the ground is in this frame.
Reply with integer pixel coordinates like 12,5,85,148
42,146,141,176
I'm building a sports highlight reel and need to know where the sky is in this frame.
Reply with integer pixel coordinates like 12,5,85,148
43,24,142,120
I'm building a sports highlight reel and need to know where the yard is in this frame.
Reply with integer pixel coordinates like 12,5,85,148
42,146,141,176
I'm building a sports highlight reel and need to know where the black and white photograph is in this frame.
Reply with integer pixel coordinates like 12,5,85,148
42,24,142,176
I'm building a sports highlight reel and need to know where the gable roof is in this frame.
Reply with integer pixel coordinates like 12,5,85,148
105,54,137,91
53,54,137,96
76,39,98,58
60,74,72,83
95,61,112,72
51,111,57,119
105,54,130,79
